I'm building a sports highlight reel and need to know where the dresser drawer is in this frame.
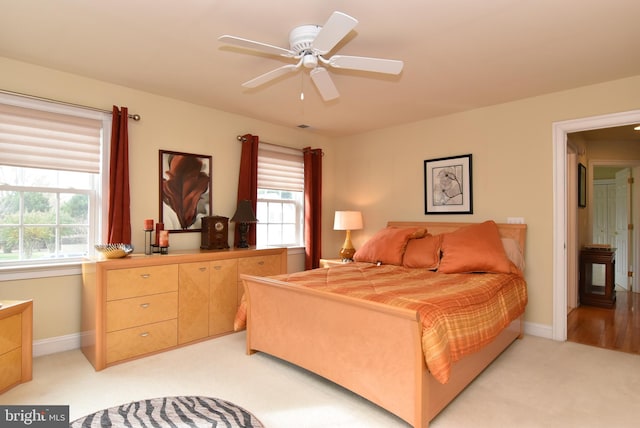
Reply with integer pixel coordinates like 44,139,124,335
238,255,282,277
106,319,177,364
0,314,21,355
0,348,21,392
106,292,178,332
107,264,178,300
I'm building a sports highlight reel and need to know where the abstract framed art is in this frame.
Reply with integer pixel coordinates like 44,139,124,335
424,154,473,214
159,150,212,232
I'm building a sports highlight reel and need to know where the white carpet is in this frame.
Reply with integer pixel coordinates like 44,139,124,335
0,332,637,427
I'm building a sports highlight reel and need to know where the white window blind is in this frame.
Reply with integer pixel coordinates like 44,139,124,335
258,143,304,192
0,101,103,173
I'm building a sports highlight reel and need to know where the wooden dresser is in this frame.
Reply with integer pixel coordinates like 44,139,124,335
81,248,286,370
0,300,33,394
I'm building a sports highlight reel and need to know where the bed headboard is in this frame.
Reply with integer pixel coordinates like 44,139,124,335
387,221,527,256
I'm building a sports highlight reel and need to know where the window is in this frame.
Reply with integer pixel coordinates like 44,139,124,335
256,144,304,247
0,93,109,269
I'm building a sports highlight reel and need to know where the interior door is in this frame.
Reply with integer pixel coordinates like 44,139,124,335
592,182,611,244
615,168,630,289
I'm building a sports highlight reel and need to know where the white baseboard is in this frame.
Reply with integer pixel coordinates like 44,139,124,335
31,321,556,358
523,321,553,339
33,332,81,357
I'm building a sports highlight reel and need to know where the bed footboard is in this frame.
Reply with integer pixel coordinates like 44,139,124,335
242,274,522,428
242,274,428,427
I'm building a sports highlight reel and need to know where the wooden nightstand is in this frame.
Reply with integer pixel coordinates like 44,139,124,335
579,248,616,308
319,258,353,268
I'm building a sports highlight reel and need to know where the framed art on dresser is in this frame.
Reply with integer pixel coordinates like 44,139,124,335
159,150,212,232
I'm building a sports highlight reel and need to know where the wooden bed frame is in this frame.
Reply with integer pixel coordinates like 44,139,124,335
241,222,527,428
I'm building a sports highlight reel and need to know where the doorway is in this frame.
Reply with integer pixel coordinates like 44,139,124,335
552,109,640,342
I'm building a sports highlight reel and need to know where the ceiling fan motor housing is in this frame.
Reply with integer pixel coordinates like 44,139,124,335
289,25,321,54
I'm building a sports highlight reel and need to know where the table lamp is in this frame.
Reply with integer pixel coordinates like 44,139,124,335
231,200,258,248
333,211,363,261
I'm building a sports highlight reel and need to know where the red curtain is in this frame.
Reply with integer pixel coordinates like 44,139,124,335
235,134,259,246
107,106,131,244
303,147,323,269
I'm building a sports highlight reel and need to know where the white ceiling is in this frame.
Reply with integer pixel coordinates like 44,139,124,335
1,0,640,137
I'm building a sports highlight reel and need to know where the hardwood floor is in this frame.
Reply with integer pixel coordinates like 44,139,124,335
567,290,640,354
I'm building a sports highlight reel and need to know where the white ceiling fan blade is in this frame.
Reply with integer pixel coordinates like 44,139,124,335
311,11,358,55
242,64,299,88
328,55,404,74
310,67,339,101
218,35,295,57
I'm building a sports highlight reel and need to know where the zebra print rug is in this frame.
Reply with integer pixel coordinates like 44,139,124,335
70,396,264,427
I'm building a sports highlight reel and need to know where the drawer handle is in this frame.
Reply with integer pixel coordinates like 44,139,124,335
199,267,207,272
140,332,150,337
213,265,222,270
140,274,151,279
257,261,265,265
140,303,150,309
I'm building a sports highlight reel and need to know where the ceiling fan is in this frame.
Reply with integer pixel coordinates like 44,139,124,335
218,11,404,101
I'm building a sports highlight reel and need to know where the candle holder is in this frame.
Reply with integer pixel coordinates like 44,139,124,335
151,244,169,255
144,229,153,255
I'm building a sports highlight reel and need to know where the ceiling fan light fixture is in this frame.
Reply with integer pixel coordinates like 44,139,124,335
302,54,318,69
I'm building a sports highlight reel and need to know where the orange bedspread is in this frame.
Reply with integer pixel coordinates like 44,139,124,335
236,262,527,384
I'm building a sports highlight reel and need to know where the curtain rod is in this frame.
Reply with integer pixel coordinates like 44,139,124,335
0,89,141,121
236,135,301,152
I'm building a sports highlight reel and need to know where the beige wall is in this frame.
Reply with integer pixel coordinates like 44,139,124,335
2,55,640,341
327,75,640,327
567,133,590,248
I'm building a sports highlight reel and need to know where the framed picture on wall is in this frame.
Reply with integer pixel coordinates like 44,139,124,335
578,163,587,208
424,154,473,214
159,150,212,232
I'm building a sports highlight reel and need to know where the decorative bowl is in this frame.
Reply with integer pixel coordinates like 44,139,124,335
95,243,134,259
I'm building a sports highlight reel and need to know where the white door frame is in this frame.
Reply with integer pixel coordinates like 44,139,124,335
552,109,640,341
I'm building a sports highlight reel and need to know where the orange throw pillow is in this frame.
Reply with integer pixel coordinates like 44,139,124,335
438,221,513,273
354,227,426,265
403,234,442,269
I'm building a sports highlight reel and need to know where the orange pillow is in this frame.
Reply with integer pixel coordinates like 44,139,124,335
403,234,442,269
438,221,513,274
354,227,426,265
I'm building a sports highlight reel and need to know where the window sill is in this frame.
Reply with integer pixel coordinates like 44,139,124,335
0,262,83,281
286,246,306,255
256,245,305,254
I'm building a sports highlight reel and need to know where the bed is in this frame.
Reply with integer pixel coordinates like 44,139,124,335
238,221,527,428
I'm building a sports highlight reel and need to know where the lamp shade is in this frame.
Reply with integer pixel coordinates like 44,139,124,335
333,211,363,231
231,200,258,223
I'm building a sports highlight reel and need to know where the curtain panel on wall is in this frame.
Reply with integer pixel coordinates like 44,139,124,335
303,147,323,269
236,134,259,246
107,105,132,244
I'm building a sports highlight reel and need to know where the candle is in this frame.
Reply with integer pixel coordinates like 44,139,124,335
155,223,164,245
144,219,154,230
159,230,169,247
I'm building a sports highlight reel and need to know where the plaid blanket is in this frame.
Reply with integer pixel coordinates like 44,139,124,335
236,263,527,384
